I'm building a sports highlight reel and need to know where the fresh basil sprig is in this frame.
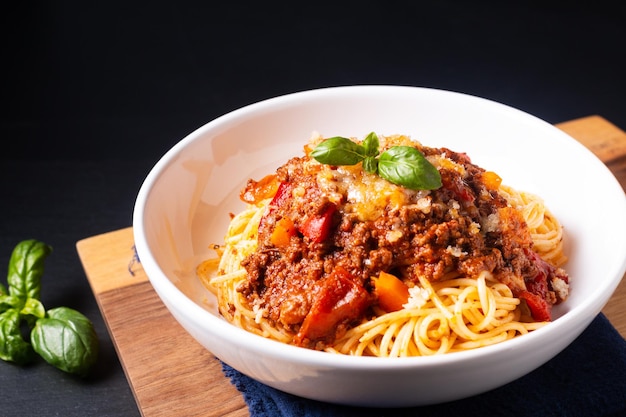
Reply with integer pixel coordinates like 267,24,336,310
0,240,99,376
7,239,51,301
32,307,99,376
310,132,442,190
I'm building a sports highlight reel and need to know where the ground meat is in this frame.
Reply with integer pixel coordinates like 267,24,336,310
239,138,567,348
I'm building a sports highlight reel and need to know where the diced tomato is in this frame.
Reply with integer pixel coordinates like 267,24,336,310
442,175,475,203
525,252,551,301
518,290,551,322
299,203,337,243
520,249,569,321
294,266,370,346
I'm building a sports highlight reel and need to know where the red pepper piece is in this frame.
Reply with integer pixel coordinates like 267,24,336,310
520,249,569,321
268,181,292,208
294,266,370,346
299,203,337,243
259,181,293,233
524,251,551,302
518,290,551,322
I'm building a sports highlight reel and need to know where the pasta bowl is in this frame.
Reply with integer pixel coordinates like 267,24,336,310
133,85,626,407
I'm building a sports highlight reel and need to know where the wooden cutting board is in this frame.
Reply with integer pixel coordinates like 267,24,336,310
76,115,626,417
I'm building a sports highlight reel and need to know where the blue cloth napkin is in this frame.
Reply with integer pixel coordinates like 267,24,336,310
222,313,626,417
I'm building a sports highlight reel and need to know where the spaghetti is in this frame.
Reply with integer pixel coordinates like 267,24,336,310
197,133,569,357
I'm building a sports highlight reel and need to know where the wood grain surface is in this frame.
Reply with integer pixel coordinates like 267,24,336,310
78,227,248,417
76,115,626,417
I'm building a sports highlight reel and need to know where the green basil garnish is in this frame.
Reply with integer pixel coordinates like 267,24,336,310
0,308,35,365
378,146,443,190
7,239,51,301
310,136,367,165
32,307,99,377
362,131,380,157
311,132,442,190
0,240,99,376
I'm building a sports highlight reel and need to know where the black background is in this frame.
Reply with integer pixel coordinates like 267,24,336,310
2,2,625,416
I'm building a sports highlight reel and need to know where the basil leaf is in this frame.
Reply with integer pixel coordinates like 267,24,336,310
0,283,7,296
0,309,35,365
362,156,378,174
20,298,46,328
311,134,443,191
31,307,99,376
310,136,366,165
362,132,380,157
378,146,442,190
0,295,24,314
7,240,52,301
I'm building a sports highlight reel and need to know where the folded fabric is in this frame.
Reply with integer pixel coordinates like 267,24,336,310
222,313,626,417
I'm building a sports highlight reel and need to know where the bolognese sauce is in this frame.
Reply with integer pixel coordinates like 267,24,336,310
233,134,569,349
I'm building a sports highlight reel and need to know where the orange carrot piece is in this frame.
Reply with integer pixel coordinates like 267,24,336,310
270,217,296,247
373,271,410,312
481,171,502,190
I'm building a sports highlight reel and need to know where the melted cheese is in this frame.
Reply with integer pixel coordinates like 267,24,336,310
310,133,434,222
316,164,430,221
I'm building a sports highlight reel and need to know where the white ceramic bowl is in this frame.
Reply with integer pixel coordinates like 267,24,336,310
133,85,626,407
